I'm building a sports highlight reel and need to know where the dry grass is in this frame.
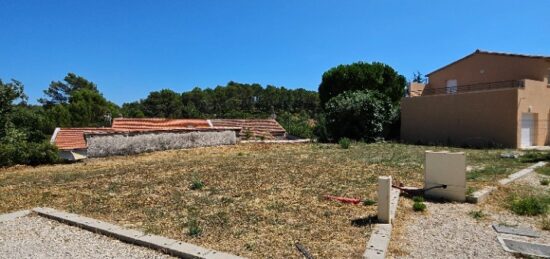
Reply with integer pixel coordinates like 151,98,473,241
0,142,530,258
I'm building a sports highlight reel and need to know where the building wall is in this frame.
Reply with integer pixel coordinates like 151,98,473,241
427,53,550,90
401,88,519,147
86,130,237,157
409,82,426,97
517,80,550,146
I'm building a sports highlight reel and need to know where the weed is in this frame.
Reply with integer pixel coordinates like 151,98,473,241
508,195,549,216
536,165,550,176
237,152,244,156
541,178,550,186
520,152,550,163
469,210,486,220
243,130,253,140
190,178,205,190
339,138,351,149
187,218,202,237
363,199,376,206
466,187,477,196
413,201,426,212
412,196,424,203
542,217,550,231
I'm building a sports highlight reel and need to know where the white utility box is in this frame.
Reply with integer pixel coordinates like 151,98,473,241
424,151,466,202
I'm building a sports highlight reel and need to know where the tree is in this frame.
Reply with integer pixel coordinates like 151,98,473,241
141,89,183,118
318,62,407,107
0,79,27,138
0,78,58,167
67,88,115,127
323,90,394,141
39,73,99,105
412,71,426,83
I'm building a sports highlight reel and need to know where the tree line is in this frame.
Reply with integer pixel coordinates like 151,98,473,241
1,60,408,167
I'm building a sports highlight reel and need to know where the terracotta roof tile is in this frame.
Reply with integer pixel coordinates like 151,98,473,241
52,118,287,150
112,118,210,129
210,119,286,139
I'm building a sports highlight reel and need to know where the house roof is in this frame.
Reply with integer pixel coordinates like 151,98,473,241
52,128,118,150
52,118,287,150
112,118,211,129
427,49,550,76
210,119,286,139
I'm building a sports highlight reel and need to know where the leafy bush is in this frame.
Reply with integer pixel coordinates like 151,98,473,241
277,112,315,139
412,196,425,203
324,90,395,141
541,179,550,186
339,138,351,149
0,128,59,167
508,195,549,216
413,201,426,212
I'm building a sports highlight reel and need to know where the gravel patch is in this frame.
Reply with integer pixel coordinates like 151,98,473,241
394,202,513,258
0,215,174,259
392,171,550,258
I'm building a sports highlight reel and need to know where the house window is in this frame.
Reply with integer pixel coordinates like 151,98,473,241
446,79,458,94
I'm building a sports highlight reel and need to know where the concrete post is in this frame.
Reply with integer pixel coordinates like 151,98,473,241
377,176,391,224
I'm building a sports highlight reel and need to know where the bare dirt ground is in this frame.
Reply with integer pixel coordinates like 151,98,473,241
0,143,540,258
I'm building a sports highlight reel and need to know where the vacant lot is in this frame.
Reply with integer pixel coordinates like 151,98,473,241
0,143,538,258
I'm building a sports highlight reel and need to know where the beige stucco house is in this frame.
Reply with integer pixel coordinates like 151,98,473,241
401,50,550,148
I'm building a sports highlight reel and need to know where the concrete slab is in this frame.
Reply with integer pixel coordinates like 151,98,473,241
492,224,540,238
498,161,547,185
466,186,497,203
363,187,401,259
363,224,392,259
498,237,550,258
32,207,244,259
0,210,31,223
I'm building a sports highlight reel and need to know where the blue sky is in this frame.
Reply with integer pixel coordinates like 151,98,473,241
1,1,549,105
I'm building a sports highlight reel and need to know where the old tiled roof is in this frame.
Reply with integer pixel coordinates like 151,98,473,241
52,128,117,150
427,49,550,76
210,119,286,139
112,118,210,129
52,118,287,150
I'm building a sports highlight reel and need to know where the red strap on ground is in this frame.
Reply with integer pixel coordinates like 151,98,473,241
324,195,362,205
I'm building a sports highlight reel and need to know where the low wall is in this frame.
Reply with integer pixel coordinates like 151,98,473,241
86,130,236,158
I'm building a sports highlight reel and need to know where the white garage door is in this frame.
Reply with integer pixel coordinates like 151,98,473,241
521,113,535,148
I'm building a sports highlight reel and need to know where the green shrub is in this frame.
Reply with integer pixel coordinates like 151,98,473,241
508,195,549,216
0,140,59,167
413,201,426,212
339,138,351,149
412,196,424,203
277,112,315,139
190,179,205,190
541,179,550,186
187,218,202,237
324,90,395,142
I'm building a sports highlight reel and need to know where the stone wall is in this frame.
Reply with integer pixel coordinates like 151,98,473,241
86,130,236,158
